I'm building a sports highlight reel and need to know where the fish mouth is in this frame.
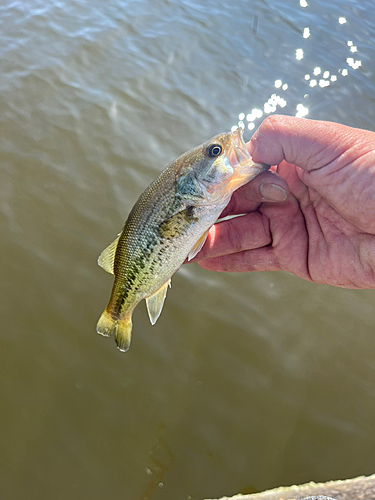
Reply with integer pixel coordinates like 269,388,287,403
229,127,270,179
229,128,251,167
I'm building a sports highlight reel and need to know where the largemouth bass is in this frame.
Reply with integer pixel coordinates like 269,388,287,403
97,128,269,352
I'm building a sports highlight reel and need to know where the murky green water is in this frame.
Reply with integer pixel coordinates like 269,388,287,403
1,1,375,499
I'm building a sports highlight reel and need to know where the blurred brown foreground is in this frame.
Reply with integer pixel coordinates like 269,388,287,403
206,474,375,500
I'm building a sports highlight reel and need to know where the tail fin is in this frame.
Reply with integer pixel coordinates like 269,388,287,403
115,317,132,352
96,309,117,337
96,309,132,352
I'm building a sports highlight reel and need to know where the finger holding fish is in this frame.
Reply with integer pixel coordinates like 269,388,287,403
220,168,289,218
197,246,281,273
196,187,311,279
189,211,272,262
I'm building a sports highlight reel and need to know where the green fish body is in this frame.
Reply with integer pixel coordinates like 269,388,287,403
97,129,269,352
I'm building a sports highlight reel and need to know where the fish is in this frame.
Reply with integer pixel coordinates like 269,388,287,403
96,128,270,352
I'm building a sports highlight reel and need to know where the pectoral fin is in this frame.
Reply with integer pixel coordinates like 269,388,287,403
188,229,210,261
146,279,171,325
158,207,198,239
98,235,120,274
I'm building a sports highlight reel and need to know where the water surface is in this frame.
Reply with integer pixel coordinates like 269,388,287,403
1,1,375,499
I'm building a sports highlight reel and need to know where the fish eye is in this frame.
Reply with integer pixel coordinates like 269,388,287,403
206,144,223,158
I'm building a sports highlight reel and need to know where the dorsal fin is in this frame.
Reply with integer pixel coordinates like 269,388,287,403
97,235,120,275
146,279,171,325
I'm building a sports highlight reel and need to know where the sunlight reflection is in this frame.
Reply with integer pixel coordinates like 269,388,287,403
347,57,362,69
296,49,304,60
303,28,310,39
296,104,309,118
234,6,363,128
319,79,330,88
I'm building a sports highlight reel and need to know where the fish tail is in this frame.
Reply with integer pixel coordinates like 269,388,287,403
97,309,133,352
115,316,132,352
96,308,117,337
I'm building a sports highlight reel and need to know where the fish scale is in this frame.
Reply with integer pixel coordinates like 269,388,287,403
96,129,270,352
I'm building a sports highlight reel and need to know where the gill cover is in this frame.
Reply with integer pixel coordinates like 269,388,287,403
176,128,268,207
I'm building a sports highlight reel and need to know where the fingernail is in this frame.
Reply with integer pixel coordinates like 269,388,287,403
260,183,287,202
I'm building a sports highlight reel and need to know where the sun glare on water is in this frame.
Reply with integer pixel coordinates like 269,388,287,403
233,7,363,132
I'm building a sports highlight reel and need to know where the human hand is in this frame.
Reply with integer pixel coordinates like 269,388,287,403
193,115,375,289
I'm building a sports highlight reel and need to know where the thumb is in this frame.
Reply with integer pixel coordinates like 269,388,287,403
248,115,374,172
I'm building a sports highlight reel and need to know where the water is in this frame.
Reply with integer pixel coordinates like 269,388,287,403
1,1,375,499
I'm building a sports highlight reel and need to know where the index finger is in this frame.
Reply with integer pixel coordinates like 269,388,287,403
249,115,375,172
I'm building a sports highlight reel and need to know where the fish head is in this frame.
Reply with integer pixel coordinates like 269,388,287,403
176,128,270,206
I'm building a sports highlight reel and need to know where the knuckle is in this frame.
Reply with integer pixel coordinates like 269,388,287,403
227,219,244,252
260,114,289,134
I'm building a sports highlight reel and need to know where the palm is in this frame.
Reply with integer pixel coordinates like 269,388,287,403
262,161,375,288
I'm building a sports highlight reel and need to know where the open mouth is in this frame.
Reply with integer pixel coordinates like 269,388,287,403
229,128,251,168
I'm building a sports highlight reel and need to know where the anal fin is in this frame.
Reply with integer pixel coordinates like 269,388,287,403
146,279,171,325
